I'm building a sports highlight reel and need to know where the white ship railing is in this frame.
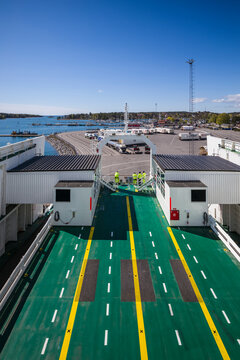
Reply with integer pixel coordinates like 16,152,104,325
0,138,36,160
0,214,53,312
209,215,240,263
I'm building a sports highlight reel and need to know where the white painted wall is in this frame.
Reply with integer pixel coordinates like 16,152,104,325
155,183,170,223
207,136,240,235
164,171,240,204
53,184,97,226
156,182,208,226
168,186,208,227
0,136,45,216
6,170,95,204
207,136,240,165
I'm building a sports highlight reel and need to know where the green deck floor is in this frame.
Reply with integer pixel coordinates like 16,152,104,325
1,187,240,359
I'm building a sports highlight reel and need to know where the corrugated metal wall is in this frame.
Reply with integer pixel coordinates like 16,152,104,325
6,170,94,204
165,171,240,204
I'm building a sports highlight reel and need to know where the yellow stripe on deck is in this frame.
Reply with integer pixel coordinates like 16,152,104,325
126,196,148,360
59,227,95,360
167,227,230,360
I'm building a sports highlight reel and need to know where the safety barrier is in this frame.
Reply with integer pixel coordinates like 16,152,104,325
209,215,240,263
0,214,53,312
137,177,155,191
100,178,116,192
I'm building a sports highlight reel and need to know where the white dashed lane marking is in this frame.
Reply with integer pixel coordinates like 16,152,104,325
104,330,108,346
163,283,167,293
71,256,74,263
51,310,58,323
152,241,155,247
78,234,81,239
237,339,240,345
222,311,231,324
193,256,198,264
182,234,185,239
175,330,182,346
168,304,174,316
108,266,111,275
210,288,217,299
155,253,158,260
75,244,78,250
59,288,64,298
106,303,109,316
149,231,152,237
111,232,113,237
158,266,162,275
201,270,207,279
65,270,70,279
187,244,191,251
109,253,112,260
41,338,49,355
107,283,111,293
110,241,113,247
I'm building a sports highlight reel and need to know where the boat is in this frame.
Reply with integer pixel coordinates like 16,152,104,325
11,130,38,137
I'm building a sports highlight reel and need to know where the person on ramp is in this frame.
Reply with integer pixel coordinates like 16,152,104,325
132,171,137,186
142,171,146,184
115,170,120,185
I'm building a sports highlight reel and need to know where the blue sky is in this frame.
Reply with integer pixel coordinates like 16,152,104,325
0,0,239,115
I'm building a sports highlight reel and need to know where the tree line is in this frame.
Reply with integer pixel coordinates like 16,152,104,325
208,113,240,125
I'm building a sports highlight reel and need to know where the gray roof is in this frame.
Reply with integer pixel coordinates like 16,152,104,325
55,181,93,188
8,155,100,172
166,181,207,188
153,155,240,172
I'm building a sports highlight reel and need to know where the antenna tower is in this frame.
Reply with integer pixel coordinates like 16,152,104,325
124,102,129,133
186,58,195,113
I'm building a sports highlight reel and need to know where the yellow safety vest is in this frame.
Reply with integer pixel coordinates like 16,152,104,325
133,173,137,179
115,172,119,178
138,173,142,179
142,172,146,178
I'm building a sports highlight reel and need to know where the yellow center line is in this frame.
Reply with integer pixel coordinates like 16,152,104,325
59,227,95,360
126,196,148,360
167,227,230,360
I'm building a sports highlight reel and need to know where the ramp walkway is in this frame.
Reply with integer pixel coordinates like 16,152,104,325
1,187,240,360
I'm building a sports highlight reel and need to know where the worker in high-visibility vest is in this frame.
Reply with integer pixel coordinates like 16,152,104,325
115,171,120,185
137,171,142,186
132,172,137,186
142,171,146,184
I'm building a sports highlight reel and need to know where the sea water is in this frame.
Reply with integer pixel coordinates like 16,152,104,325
0,116,113,155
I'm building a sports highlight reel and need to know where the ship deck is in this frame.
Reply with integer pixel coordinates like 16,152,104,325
1,187,240,359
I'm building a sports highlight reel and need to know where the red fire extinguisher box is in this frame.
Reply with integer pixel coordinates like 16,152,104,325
170,209,179,220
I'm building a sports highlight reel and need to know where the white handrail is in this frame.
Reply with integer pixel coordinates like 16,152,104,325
209,215,240,263
0,214,53,311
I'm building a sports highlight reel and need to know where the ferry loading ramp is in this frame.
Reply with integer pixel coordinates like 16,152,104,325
0,186,240,359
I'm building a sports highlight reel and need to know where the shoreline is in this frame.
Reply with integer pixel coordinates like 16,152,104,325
46,134,77,155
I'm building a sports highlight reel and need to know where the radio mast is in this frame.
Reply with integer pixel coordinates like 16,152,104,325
124,103,129,133
186,58,195,113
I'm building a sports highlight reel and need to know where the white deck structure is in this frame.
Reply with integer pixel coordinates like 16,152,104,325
0,137,101,255
207,135,240,235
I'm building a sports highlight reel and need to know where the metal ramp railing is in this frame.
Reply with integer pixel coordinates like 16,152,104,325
137,177,155,191
100,178,116,192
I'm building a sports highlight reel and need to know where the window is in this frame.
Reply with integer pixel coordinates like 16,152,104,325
56,189,71,202
191,190,206,202
156,166,165,197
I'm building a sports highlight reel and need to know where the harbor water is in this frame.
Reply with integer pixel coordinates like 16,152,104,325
0,116,122,155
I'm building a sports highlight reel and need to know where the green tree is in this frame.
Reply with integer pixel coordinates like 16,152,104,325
216,113,230,125
208,114,217,123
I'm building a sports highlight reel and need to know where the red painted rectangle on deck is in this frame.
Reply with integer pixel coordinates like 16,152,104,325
90,197,92,211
